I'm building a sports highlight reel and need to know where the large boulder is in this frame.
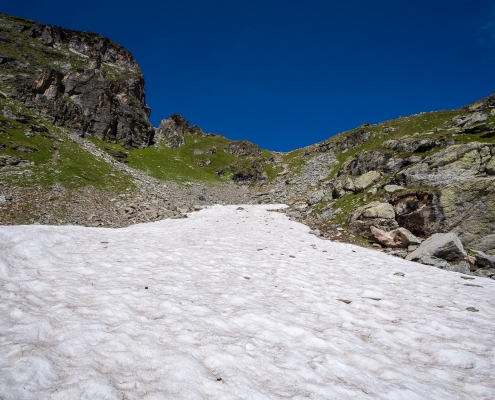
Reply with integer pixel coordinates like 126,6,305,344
354,170,381,192
361,202,395,219
370,226,422,248
406,232,467,262
349,202,398,239
475,251,495,268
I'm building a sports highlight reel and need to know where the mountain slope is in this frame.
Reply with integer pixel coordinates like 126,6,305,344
0,12,494,264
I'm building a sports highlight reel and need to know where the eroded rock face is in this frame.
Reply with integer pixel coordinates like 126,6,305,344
391,143,495,252
392,192,444,237
12,21,154,148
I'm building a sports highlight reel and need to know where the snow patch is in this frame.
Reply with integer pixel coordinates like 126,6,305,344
0,204,494,399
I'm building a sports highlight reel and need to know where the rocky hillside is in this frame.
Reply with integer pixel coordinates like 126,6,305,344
258,98,495,263
1,13,494,277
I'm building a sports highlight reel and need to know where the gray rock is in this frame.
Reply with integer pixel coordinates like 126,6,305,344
389,250,407,258
361,202,395,219
384,185,404,193
371,226,421,248
309,229,321,237
406,232,467,262
446,261,471,274
418,255,452,269
475,251,495,268
452,112,488,127
354,171,381,192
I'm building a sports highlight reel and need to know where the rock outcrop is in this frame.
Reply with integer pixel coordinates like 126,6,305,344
154,114,191,148
1,13,154,148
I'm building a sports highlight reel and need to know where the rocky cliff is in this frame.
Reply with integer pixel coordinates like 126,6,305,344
0,13,153,147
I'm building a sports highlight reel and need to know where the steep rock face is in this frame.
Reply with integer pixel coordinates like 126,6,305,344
0,13,153,148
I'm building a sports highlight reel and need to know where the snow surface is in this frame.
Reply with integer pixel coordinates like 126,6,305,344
1,204,495,399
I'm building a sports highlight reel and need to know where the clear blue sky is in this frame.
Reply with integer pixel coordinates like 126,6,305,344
3,1,495,151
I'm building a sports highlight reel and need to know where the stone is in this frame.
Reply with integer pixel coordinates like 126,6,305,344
361,202,395,219
370,226,421,248
389,250,407,258
406,232,467,262
486,157,495,175
349,201,398,239
349,218,398,240
309,229,321,237
447,261,471,274
384,185,405,193
452,112,488,127
382,139,397,149
0,155,22,168
370,226,399,247
417,255,452,269
354,170,381,192
396,227,422,246
475,251,495,268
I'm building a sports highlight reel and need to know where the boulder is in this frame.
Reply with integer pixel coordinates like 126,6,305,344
370,226,398,247
349,201,397,239
446,261,471,274
370,226,421,248
361,202,395,219
406,232,467,262
396,227,422,246
384,185,405,193
475,251,495,268
452,112,488,127
354,170,381,192
417,256,452,269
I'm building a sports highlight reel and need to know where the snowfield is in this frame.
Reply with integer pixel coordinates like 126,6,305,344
1,205,495,399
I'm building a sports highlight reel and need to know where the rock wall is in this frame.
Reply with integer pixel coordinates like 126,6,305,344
1,13,154,148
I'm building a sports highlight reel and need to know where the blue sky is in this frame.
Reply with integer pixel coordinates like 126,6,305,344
3,1,495,151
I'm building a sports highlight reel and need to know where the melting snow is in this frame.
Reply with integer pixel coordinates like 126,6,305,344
1,205,495,399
